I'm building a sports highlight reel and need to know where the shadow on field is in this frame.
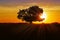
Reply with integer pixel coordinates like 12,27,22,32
0,22,60,40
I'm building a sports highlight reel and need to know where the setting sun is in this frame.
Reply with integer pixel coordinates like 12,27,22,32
41,12,46,19
40,12,47,22
39,11,47,23
33,12,47,24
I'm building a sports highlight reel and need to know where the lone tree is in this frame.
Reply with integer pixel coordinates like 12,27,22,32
17,6,44,23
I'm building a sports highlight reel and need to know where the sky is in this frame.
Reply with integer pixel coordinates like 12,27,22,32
0,0,60,23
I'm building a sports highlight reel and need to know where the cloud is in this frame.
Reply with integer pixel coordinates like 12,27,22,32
0,0,60,3
0,0,60,7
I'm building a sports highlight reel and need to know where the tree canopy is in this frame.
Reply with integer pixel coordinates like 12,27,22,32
17,6,44,23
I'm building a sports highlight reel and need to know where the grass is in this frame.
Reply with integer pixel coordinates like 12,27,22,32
0,22,60,40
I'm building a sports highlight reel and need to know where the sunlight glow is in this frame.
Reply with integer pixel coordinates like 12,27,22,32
39,11,47,23
33,12,47,24
40,12,46,19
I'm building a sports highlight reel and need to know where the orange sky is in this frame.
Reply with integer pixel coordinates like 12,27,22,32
0,0,60,23
0,5,60,23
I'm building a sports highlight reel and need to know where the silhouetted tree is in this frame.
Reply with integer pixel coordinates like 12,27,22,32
17,6,44,23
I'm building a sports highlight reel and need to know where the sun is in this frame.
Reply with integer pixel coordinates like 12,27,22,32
33,12,47,24
41,12,46,20
39,12,47,23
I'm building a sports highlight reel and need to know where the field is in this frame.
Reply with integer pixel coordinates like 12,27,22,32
0,23,60,40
